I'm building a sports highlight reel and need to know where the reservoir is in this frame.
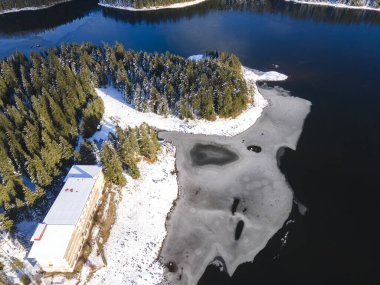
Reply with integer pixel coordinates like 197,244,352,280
1,0,379,283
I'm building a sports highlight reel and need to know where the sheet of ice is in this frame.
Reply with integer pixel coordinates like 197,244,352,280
89,143,177,285
98,0,207,12
158,86,311,284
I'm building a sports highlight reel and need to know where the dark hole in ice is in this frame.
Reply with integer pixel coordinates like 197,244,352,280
231,198,240,215
247,145,262,153
166,261,178,273
190,143,238,166
235,220,244,240
243,207,247,213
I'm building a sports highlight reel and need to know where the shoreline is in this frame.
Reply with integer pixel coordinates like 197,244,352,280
0,0,71,15
98,0,207,12
89,143,178,284
92,66,287,140
286,0,380,12
86,67,289,284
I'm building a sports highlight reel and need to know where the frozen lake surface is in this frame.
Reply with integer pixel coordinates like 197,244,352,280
159,86,311,284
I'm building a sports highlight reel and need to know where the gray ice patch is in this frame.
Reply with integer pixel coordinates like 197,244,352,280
159,86,311,284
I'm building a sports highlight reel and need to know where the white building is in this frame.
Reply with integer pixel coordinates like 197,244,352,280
28,165,104,272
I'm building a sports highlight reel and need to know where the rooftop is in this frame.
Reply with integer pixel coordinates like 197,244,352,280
43,165,102,225
43,177,97,225
28,225,75,259
64,165,102,182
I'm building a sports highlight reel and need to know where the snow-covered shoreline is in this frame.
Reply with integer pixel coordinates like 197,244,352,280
92,67,287,140
0,0,70,15
89,143,177,284
286,0,380,12
86,67,288,284
98,0,207,12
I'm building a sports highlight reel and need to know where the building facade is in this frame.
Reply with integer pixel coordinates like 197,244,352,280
28,165,104,272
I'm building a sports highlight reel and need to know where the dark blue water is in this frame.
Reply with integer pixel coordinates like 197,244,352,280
1,0,380,284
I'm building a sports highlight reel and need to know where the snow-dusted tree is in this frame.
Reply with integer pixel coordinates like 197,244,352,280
101,142,126,187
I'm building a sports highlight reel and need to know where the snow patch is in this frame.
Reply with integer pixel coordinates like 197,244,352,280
244,67,288,82
0,232,35,285
89,143,177,285
286,0,380,11
188,54,206,61
98,0,207,12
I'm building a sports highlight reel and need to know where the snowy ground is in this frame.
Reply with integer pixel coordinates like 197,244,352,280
89,143,177,285
98,0,207,12
0,232,36,284
286,0,380,11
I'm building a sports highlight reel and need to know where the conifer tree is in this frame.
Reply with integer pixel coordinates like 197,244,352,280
0,213,14,231
128,159,140,179
128,127,140,156
81,97,105,138
22,121,40,155
79,140,97,165
138,124,158,162
23,188,38,206
149,126,161,153
101,142,126,186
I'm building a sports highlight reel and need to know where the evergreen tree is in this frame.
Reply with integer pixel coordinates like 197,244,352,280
23,188,38,206
201,88,216,121
128,127,140,156
0,213,14,231
149,126,161,153
128,159,140,179
81,97,105,138
138,124,158,162
101,142,126,186
118,131,140,179
78,140,97,165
